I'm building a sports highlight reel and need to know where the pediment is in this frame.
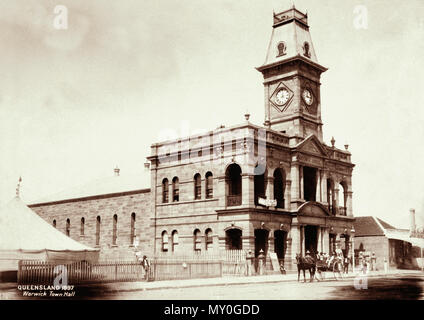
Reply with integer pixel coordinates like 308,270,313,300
298,202,330,217
296,134,327,157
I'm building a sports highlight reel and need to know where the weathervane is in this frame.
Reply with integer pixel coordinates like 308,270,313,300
16,176,22,198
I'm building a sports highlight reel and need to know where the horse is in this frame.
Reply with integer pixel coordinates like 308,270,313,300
295,253,316,282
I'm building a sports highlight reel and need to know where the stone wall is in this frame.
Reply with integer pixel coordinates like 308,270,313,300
29,190,154,261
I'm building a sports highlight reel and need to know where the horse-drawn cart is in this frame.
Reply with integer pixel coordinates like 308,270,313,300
315,257,344,281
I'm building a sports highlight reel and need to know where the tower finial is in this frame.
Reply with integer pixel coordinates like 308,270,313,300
16,176,22,198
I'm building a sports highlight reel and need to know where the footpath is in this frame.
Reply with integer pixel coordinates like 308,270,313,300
89,269,424,294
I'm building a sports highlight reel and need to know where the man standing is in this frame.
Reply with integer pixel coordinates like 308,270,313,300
142,255,151,281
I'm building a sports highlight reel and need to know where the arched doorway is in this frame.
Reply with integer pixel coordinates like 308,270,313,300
254,229,269,257
304,225,318,254
274,230,287,260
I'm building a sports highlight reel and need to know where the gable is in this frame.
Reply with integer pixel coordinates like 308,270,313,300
298,202,330,217
296,134,327,157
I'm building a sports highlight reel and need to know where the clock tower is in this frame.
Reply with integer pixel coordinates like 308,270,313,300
256,7,327,142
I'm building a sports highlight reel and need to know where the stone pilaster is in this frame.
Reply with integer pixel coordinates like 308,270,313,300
284,180,291,210
334,188,339,215
241,174,254,207
290,165,299,209
346,191,353,217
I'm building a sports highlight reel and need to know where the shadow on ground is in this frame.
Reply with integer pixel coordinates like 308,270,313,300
333,277,423,300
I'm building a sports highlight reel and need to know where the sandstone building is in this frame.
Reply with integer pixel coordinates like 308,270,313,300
30,7,356,270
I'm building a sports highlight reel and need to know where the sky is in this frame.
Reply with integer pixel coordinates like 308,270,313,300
0,0,423,229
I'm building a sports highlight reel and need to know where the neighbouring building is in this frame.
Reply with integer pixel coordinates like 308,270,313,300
30,7,356,270
353,214,423,270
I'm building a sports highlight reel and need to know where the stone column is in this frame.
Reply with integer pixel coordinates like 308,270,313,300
300,225,305,255
335,233,341,250
299,166,304,200
284,180,291,210
315,169,321,202
317,227,323,253
346,191,353,217
284,237,293,271
241,174,254,207
322,228,330,254
290,221,301,260
266,176,274,207
268,231,275,254
334,188,340,215
290,165,299,203
321,171,328,206
217,176,227,208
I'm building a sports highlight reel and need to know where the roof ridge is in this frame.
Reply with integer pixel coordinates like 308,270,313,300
372,216,387,236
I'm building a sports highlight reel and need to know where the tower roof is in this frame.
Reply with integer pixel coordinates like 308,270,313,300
258,7,326,73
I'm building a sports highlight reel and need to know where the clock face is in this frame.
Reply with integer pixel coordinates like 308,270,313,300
302,89,313,105
275,89,290,105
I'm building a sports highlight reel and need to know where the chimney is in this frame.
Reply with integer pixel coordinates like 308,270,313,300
114,166,120,176
410,208,416,234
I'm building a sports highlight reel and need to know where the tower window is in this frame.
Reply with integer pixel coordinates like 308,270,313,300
303,42,311,58
53,220,56,228
277,42,286,57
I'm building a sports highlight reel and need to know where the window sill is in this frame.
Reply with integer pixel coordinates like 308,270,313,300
158,198,218,206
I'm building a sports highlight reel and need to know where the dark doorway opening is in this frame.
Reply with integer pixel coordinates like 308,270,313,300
304,225,318,254
303,166,317,202
273,169,285,208
254,229,269,257
225,229,242,250
274,230,287,260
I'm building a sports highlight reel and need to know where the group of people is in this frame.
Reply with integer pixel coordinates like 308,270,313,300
306,250,351,274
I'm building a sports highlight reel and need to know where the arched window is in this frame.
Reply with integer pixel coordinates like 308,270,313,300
162,178,169,203
205,228,213,251
205,172,213,199
194,229,202,251
130,213,136,245
80,217,85,236
277,42,286,57
112,214,118,245
172,177,179,202
225,229,242,250
194,173,201,200
162,231,169,252
339,182,348,216
96,216,101,246
53,220,56,228
226,163,242,206
172,230,179,252
66,219,70,237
